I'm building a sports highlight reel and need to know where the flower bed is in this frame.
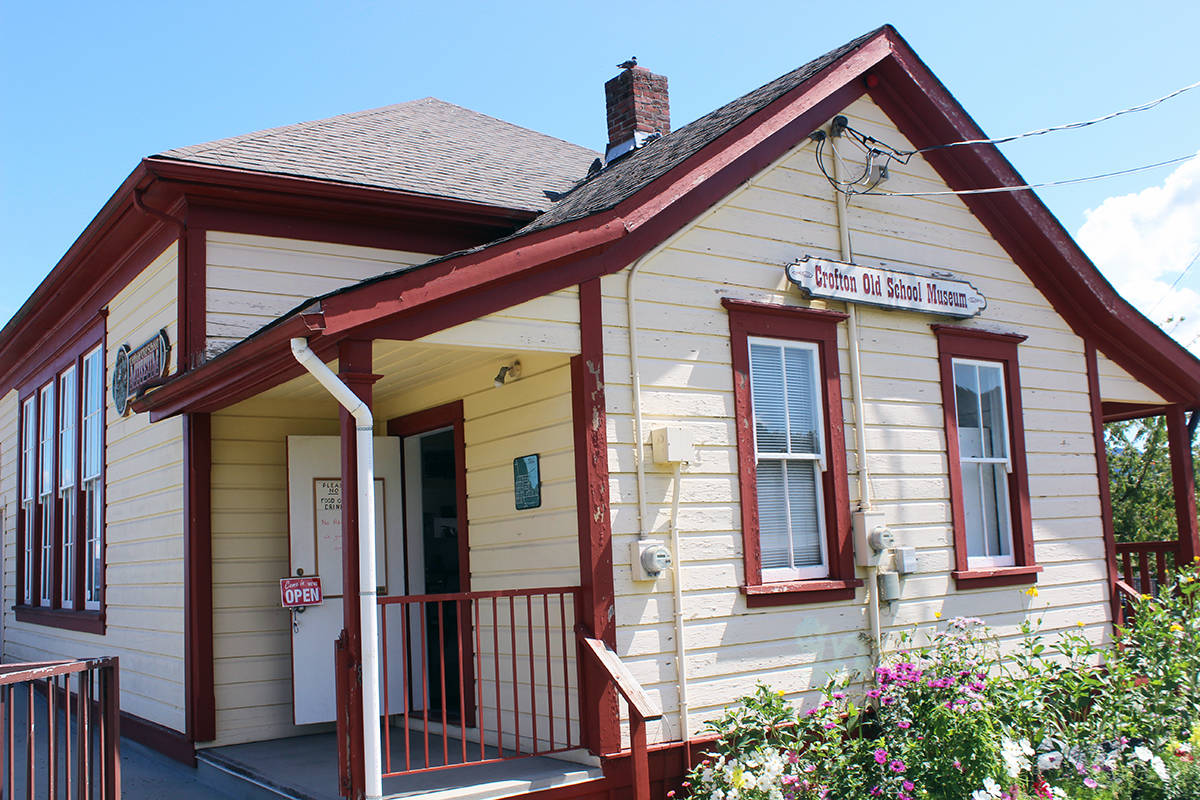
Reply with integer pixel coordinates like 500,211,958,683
677,563,1199,800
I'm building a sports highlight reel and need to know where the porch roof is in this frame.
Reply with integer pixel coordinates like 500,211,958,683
134,25,1200,420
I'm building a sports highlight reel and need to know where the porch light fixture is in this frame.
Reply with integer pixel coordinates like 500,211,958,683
493,359,522,387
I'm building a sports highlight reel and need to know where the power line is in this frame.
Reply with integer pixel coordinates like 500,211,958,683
913,78,1200,154
853,152,1199,198
1148,245,1200,315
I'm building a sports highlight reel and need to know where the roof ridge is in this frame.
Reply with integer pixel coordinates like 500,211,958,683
160,96,597,160
158,99,432,158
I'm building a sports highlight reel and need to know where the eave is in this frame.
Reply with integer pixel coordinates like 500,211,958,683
136,25,1200,418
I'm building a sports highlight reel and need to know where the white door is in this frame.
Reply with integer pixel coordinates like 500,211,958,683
286,435,406,726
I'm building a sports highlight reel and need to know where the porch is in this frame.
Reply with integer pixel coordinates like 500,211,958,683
196,285,632,799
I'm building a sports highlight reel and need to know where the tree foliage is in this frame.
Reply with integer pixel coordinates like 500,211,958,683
1104,416,1198,543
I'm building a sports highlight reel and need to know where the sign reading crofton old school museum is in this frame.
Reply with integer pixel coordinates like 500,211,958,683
786,256,986,318
112,329,171,416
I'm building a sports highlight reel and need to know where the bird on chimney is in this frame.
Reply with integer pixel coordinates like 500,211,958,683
616,56,637,70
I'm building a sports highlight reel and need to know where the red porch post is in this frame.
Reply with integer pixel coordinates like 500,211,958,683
571,278,620,756
1167,405,1199,565
337,338,378,800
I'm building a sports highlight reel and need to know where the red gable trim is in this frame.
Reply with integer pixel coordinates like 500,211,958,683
866,30,1200,405
136,25,1200,418
135,41,887,417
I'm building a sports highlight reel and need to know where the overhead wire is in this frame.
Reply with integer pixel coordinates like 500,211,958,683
815,75,1200,200
1147,245,1200,315
911,78,1200,154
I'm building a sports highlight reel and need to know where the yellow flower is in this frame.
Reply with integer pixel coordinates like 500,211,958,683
1170,624,1184,633
934,612,942,619
1076,621,1085,628
1024,586,1039,597
777,689,786,697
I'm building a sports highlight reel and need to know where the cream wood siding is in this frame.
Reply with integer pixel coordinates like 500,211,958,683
417,289,581,354
205,232,432,357
602,94,1124,743
208,351,578,747
209,397,340,747
3,243,186,732
1,390,17,652
1096,351,1166,405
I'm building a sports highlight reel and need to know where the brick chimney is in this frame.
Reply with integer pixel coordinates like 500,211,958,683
604,65,670,163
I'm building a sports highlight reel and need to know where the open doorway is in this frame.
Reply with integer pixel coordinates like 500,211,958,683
389,401,471,726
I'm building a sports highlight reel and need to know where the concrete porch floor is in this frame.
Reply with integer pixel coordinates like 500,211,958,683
197,729,604,800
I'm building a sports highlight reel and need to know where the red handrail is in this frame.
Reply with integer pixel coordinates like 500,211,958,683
1115,540,1180,597
376,587,583,778
0,656,120,798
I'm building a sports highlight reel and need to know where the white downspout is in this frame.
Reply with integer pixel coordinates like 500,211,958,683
291,337,384,800
829,132,883,665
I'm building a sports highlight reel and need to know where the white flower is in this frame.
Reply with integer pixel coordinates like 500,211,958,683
1037,751,1063,771
983,776,1002,797
1001,739,1032,777
1151,755,1169,782
972,792,991,800
1051,789,1067,799
1134,745,1153,762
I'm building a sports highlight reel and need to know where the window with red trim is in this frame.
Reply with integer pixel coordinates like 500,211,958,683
16,325,106,633
933,325,1041,589
724,299,861,607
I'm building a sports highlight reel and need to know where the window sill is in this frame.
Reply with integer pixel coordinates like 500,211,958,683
14,605,105,634
742,578,863,607
952,565,1043,589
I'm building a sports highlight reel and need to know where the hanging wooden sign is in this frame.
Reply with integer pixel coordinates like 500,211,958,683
786,256,986,318
112,329,171,415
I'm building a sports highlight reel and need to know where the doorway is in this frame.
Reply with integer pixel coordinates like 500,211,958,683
389,401,471,726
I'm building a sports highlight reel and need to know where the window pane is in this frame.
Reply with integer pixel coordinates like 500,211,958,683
954,363,983,459
60,368,76,489
982,462,1011,557
756,460,791,570
749,342,786,453
962,460,1013,559
82,348,103,481
977,364,1008,459
21,399,35,502
786,460,822,567
784,346,819,454
39,384,54,496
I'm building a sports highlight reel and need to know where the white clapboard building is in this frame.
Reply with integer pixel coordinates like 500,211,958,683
1,25,1197,800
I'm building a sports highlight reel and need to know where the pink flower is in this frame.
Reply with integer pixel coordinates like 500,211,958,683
1083,777,1099,789
874,748,888,765
889,759,906,773
896,720,911,729
902,781,914,792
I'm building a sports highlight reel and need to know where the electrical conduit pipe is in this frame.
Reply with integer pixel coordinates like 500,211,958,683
291,337,384,800
829,129,883,666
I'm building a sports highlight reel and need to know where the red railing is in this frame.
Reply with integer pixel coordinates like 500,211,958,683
0,656,120,798
377,587,582,777
1115,540,1180,598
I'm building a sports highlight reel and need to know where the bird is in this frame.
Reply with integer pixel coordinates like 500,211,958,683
616,56,637,70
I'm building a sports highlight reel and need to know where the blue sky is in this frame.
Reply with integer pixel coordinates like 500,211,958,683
2,1,1198,350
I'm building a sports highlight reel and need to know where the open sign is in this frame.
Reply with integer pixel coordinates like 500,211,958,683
281,576,323,608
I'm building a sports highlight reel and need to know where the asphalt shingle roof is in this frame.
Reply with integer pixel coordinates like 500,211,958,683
157,97,600,213
516,26,885,235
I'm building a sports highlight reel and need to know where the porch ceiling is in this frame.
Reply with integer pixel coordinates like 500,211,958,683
242,339,551,405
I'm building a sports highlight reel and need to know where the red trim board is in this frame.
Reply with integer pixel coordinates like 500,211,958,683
1085,343,1122,625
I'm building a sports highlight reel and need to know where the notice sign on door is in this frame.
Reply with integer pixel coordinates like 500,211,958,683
281,576,323,608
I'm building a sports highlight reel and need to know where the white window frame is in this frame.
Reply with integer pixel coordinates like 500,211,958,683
38,383,55,606
951,357,1015,569
59,366,78,607
20,397,36,605
81,345,104,610
747,336,829,582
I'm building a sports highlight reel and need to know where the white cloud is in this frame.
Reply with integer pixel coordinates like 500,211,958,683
1076,152,1200,357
